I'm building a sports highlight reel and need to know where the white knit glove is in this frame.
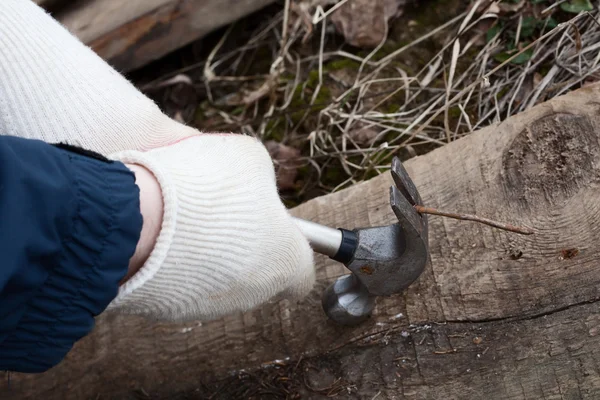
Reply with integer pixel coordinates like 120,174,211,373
108,134,315,321
0,0,316,321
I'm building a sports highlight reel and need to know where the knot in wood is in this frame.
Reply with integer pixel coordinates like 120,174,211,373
502,113,600,207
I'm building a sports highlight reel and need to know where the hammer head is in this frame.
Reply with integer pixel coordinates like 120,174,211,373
322,157,429,325
346,157,429,296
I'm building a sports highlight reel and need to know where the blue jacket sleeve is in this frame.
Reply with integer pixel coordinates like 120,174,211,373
0,136,142,373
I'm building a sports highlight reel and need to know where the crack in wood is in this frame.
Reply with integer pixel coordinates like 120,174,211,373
442,296,600,325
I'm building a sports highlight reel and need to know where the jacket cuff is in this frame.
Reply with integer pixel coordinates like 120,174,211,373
0,139,142,373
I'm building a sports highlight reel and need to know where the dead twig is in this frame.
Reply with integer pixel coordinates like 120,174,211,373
414,205,535,235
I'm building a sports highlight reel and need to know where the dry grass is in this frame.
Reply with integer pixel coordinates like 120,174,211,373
137,0,600,203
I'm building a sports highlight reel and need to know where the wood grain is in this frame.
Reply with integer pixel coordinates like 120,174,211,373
197,302,600,399
6,83,600,399
50,0,276,72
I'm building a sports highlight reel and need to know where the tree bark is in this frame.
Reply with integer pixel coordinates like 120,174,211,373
49,0,276,72
6,83,600,399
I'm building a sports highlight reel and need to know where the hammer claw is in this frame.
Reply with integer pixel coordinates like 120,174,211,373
390,185,425,238
391,157,423,207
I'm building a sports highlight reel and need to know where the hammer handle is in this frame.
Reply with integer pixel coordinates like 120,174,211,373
292,217,357,264
293,217,371,326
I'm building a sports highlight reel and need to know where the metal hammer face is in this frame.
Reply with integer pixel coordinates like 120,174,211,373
294,157,429,326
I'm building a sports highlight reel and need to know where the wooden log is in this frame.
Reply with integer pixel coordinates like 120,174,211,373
6,83,600,399
51,0,276,72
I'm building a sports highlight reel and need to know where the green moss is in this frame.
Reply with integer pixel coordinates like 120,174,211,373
382,96,416,116
264,118,285,142
246,46,276,75
281,71,296,81
315,86,332,104
284,70,334,128
496,86,510,100
385,103,399,113
193,100,211,125
448,106,462,119
282,198,300,208
287,85,309,125
538,63,552,77
325,59,361,71
230,106,244,116
363,168,381,181
384,130,404,143
305,70,320,89
322,165,343,185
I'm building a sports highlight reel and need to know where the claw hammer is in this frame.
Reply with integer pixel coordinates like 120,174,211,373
293,157,429,326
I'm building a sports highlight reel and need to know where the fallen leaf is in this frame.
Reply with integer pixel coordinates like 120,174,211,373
265,141,302,191
561,0,593,14
331,0,407,48
347,122,381,145
498,0,526,14
487,2,501,15
486,23,502,43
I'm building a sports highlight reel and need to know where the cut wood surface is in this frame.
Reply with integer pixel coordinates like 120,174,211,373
6,83,600,399
51,0,276,72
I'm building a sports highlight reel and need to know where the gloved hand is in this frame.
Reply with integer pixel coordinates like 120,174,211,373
108,134,315,321
0,0,315,321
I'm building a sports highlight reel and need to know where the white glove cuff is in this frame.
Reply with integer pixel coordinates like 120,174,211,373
106,149,178,306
